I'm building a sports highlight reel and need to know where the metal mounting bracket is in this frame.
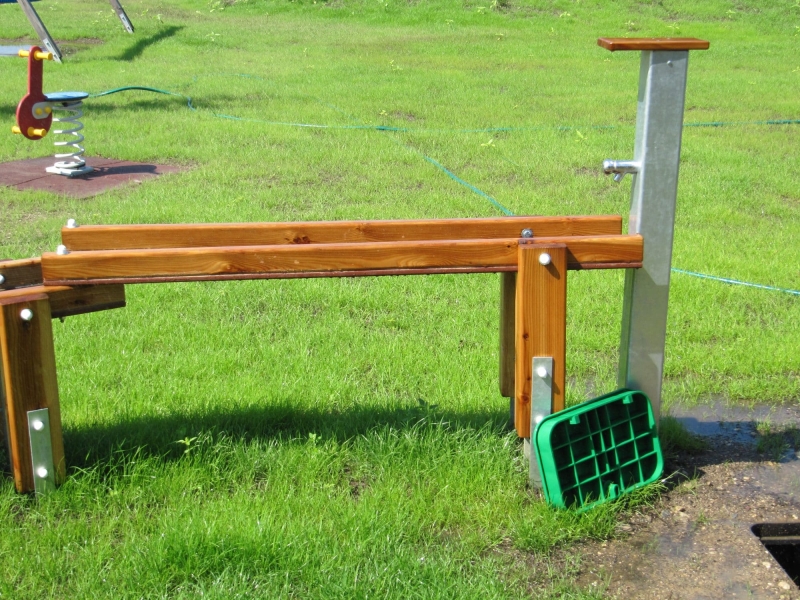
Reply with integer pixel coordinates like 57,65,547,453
27,408,56,495
529,356,553,489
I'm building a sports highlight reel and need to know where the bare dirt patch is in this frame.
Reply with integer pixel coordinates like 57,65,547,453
572,405,800,599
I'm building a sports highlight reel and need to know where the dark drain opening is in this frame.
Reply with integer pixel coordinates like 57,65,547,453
752,523,800,586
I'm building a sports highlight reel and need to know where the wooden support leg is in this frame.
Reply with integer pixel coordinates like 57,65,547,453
499,272,516,422
514,243,567,439
0,294,65,492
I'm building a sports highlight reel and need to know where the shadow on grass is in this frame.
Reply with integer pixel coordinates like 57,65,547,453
85,92,272,114
0,104,17,121
63,401,513,469
85,98,191,113
116,25,183,61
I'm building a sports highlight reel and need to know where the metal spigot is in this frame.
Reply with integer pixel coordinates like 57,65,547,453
603,159,640,182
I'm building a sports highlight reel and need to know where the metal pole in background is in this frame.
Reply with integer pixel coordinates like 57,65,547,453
600,38,709,426
108,0,135,34
13,0,134,65
15,0,62,62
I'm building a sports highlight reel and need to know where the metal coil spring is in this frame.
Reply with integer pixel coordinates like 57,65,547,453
50,100,87,169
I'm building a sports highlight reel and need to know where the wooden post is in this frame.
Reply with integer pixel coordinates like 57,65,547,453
514,243,567,438
0,294,65,492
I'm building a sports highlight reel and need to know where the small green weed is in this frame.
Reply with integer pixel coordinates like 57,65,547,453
756,420,800,461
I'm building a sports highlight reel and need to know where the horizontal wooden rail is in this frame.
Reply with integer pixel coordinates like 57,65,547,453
60,216,622,251
41,235,643,285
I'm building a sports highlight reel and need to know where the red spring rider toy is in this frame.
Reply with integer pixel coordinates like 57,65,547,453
12,46,93,177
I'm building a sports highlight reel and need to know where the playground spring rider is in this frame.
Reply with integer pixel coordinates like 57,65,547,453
11,46,93,177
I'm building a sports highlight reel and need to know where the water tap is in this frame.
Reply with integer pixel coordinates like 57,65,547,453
603,159,640,182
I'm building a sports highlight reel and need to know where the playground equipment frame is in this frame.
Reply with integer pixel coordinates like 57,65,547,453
0,37,708,495
13,0,133,63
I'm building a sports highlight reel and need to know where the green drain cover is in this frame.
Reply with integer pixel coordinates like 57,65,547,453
533,389,663,511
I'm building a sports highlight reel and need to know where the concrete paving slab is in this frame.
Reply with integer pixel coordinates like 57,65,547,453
0,156,183,198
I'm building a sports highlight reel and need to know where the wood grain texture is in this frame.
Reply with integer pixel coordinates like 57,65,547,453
597,37,709,52
48,285,126,318
0,285,126,318
499,272,516,398
515,244,567,439
0,298,65,493
41,235,643,284
60,216,623,250
0,258,43,291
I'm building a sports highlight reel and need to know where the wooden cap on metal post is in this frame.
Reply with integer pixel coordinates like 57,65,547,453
597,38,709,52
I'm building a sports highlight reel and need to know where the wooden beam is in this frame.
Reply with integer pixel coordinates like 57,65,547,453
499,272,516,399
41,235,643,285
60,216,623,251
0,285,126,318
515,243,567,439
0,258,42,291
0,296,65,492
49,285,126,318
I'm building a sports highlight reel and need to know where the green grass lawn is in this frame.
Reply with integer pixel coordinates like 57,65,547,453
1,0,798,597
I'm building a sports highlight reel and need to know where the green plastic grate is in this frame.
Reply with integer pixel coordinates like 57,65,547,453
533,389,663,511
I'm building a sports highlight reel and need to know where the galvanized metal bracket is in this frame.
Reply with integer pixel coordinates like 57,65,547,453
27,408,56,495
529,356,553,489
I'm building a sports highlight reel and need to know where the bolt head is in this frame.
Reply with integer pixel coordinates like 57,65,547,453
0,274,5,285
20,308,34,322
66,218,77,228
538,253,551,266
536,365,548,378
36,467,48,479
32,420,45,431
520,228,533,238
56,244,69,255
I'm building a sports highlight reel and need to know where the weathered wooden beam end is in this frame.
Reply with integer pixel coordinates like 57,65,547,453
0,295,65,493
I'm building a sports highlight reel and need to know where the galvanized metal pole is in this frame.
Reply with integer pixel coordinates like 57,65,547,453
15,0,62,63
600,38,709,426
108,0,135,34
